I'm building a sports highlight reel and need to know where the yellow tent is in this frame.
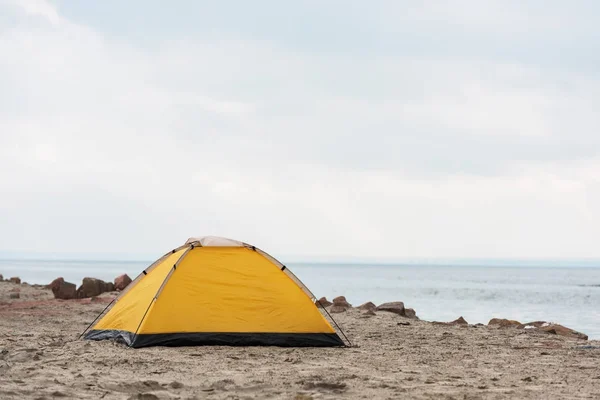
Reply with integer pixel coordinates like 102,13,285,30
83,236,346,347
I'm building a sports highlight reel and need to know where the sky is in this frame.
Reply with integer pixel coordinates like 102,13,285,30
0,0,599,261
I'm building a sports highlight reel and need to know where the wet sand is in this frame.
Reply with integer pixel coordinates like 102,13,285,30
1,281,599,399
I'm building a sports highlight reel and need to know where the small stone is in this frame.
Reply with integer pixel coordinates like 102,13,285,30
489,318,521,327
330,305,348,313
332,296,352,308
169,381,184,389
450,316,469,325
76,278,113,298
361,310,376,318
357,301,376,311
539,324,588,340
317,297,332,307
52,279,77,300
376,302,405,316
114,274,132,291
403,308,417,319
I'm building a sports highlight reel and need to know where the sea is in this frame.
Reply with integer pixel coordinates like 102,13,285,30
1,258,599,340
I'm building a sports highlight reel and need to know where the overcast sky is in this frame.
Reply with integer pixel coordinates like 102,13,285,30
1,0,599,261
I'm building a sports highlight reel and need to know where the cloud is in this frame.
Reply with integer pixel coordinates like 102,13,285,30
0,0,599,259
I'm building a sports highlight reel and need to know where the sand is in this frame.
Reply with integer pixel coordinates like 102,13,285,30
1,281,599,399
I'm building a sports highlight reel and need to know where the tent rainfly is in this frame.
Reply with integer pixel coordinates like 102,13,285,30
82,236,347,348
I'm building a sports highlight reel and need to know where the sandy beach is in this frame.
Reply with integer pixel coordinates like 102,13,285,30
1,281,599,400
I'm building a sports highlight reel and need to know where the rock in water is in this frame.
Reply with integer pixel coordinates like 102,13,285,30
489,318,521,327
9,277,21,284
332,296,352,308
52,280,77,300
76,277,113,298
376,302,405,316
316,297,332,307
450,316,469,325
357,301,377,311
540,324,588,340
114,274,132,291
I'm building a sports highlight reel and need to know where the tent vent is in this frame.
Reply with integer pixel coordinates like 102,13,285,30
281,265,287,271
142,270,147,275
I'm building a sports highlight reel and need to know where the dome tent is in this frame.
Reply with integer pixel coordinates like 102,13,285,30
83,236,347,348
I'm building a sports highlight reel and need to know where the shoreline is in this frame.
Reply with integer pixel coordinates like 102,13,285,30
1,280,599,399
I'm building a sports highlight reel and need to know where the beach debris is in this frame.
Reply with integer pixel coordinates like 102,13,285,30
332,296,352,308
50,278,78,300
376,301,405,315
488,318,521,328
9,293,20,299
114,274,132,291
449,316,469,325
357,301,377,311
9,277,21,284
518,321,547,329
76,277,115,299
317,297,332,307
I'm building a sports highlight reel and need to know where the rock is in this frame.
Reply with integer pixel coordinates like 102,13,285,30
330,305,348,313
76,277,114,298
450,316,469,325
0,274,3,281
48,277,65,292
362,310,376,317
52,280,77,300
114,274,132,291
404,308,417,319
317,297,332,307
489,318,521,327
9,277,21,284
376,301,405,316
357,301,376,311
539,324,588,340
9,293,20,299
332,296,352,308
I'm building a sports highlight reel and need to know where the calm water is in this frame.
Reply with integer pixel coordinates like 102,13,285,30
2,259,599,339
